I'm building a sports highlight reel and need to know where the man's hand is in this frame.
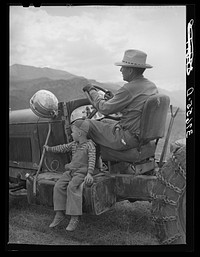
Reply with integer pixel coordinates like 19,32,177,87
84,173,94,185
104,90,114,100
83,84,97,93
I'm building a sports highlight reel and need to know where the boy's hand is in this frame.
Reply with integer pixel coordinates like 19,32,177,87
43,145,49,151
84,173,93,185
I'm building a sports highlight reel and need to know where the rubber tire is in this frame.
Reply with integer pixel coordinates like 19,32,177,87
151,144,186,244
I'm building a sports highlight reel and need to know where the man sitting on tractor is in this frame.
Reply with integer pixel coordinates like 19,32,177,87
83,49,158,151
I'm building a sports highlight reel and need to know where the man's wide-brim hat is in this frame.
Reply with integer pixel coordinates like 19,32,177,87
115,49,153,69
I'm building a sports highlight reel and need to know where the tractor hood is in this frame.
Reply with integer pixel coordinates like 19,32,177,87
9,108,51,124
9,98,90,125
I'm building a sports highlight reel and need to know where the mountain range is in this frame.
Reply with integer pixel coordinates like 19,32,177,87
9,64,185,111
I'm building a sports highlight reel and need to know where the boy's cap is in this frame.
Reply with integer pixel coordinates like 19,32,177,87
72,119,89,134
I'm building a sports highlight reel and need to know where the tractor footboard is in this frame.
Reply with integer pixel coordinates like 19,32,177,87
114,174,157,202
26,172,116,215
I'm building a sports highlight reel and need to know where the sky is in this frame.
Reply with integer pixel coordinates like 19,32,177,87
9,5,186,91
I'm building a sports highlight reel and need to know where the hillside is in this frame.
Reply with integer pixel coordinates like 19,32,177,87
9,78,121,111
10,64,76,81
9,64,185,111
9,64,121,110
157,88,185,111
9,77,88,110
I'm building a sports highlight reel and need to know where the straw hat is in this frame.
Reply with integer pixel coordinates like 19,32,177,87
115,49,153,68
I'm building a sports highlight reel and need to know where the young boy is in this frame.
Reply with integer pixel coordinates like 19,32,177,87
44,119,96,231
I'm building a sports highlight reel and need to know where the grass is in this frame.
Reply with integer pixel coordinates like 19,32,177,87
8,196,88,246
8,111,185,247
8,196,158,246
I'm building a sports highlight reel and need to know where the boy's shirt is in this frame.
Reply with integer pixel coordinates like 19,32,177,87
48,139,96,174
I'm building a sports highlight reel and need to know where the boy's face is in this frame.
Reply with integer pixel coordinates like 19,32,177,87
71,126,80,141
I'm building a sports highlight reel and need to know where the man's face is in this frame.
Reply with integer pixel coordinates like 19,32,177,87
120,66,133,82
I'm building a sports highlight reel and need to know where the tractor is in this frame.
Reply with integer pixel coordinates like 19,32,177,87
9,86,186,244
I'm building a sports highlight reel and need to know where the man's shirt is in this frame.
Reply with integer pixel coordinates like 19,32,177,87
90,75,158,135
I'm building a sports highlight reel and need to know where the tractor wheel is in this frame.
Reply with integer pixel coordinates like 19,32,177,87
151,141,186,244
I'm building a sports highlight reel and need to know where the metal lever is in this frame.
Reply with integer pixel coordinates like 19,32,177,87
33,123,52,195
158,105,179,168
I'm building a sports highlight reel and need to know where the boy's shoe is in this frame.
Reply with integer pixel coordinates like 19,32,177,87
66,216,79,231
49,212,65,228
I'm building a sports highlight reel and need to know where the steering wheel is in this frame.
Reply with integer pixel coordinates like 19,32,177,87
84,85,106,119
84,85,119,120
84,85,106,103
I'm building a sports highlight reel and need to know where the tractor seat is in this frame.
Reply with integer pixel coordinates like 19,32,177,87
100,94,170,163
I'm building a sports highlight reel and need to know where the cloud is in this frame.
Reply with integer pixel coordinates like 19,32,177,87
10,6,186,90
10,6,127,80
